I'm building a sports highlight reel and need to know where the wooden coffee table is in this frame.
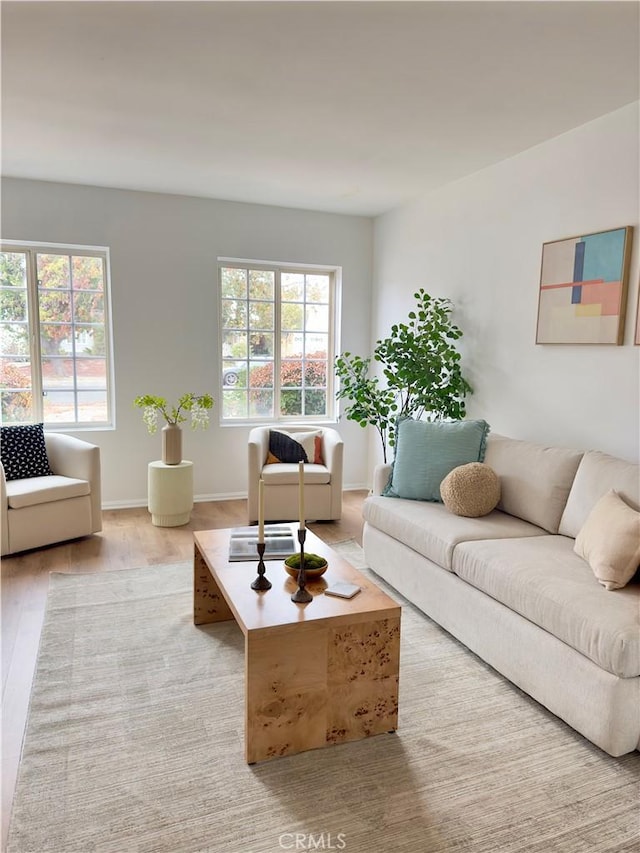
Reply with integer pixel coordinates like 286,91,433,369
193,526,401,764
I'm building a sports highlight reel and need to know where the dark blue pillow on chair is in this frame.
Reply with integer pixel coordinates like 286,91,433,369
0,423,53,481
268,430,308,464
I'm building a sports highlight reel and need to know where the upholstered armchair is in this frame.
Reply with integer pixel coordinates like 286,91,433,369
1,431,102,555
248,425,343,524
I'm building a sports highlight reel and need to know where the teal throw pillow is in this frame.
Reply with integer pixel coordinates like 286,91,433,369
383,418,490,502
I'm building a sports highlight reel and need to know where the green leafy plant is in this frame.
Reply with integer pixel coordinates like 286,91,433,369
334,353,397,463
134,393,214,434
336,289,472,462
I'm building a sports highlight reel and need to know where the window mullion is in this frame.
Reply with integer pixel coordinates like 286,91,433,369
274,270,282,419
327,270,335,408
27,250,44,422
68,253,79,423
243,291,249,420
300,273,306,417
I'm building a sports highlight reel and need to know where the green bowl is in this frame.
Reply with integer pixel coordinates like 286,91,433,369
284,552,328,578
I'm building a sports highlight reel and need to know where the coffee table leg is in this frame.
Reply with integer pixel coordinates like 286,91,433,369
193,544,235,625
244,615,400,763
245,623,329,764
326,615,400,745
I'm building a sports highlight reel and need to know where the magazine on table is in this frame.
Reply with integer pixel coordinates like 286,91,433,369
228,525,297,561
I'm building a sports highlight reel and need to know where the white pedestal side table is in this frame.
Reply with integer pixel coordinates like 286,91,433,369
148,460,194,527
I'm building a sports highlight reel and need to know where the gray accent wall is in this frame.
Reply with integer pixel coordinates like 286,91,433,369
1,180,373,505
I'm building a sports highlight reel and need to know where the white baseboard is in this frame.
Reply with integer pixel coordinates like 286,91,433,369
102,485,367,511
102,498,149,510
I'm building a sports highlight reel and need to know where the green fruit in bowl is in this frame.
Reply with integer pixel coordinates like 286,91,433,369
284,552,328,577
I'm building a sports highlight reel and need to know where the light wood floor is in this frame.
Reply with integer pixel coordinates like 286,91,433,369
0,491,367,849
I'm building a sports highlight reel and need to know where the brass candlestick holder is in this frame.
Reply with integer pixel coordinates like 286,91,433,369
251,542,272,591
291,528,312,603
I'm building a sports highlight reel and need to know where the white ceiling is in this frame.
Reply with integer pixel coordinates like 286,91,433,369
2,1,639,217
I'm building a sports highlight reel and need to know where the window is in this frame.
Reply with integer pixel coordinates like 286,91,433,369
0,242,114,427
219,261,338,422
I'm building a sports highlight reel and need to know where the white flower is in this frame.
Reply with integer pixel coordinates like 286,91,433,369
190,403,210,431
143,406,159,434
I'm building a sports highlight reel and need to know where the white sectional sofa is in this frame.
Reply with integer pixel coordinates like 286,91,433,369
363,434,640,756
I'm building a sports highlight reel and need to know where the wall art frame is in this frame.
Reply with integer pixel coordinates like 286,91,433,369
635,281,640,345
535,225,633,345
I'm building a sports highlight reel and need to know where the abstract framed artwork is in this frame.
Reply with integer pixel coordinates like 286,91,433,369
536,226,633,345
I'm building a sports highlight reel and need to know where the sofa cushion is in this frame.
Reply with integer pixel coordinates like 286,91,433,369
440,462,501,517
384,418,490,502
484,434,583,534
452,535,640,678
363,495,546,571
6,475,90,509
558,450,640,539
0,423,53,481
261,463,330,486
574,490,640,591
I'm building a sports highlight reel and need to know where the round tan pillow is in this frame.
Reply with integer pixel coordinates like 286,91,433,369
440,462,501,517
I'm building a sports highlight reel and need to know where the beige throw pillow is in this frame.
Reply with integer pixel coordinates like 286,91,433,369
283,430,323,464
574,489,640,591
440,462,501,517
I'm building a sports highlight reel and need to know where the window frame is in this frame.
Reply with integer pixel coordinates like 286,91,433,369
218,258,340,425
0,239,116,430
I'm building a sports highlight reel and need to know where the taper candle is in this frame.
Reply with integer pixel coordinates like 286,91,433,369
298,461,305,530
258,478,265,543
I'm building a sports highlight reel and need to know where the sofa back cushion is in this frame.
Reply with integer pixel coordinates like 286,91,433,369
559,451,640,538
484,434,583,533
383,418,490,502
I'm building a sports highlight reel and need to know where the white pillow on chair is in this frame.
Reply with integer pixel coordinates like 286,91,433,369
267,429,323,465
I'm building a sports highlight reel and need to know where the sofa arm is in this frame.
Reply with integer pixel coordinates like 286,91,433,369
1,463,8,555
372,463,392,496
322,428,344,519
45,433,102,532
321,428,343,474
46,433,99,480
248,427,270,523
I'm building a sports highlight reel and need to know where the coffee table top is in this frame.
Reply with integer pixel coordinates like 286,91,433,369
194,525,400,633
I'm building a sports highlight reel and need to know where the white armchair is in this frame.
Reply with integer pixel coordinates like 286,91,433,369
248,425,343,524
1,432,102,555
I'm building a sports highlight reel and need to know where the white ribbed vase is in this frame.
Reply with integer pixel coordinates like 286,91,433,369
161,423,183,465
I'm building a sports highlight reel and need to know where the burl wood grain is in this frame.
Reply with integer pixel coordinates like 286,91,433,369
193,530,401,764
245,616,400,763
327,618,400,743
193,546,234,625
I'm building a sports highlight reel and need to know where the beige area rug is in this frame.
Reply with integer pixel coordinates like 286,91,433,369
7,540,640,853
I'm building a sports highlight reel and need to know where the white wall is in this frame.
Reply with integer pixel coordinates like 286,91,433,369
373,102,640,466
4,102,638,507
1,180,374,505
